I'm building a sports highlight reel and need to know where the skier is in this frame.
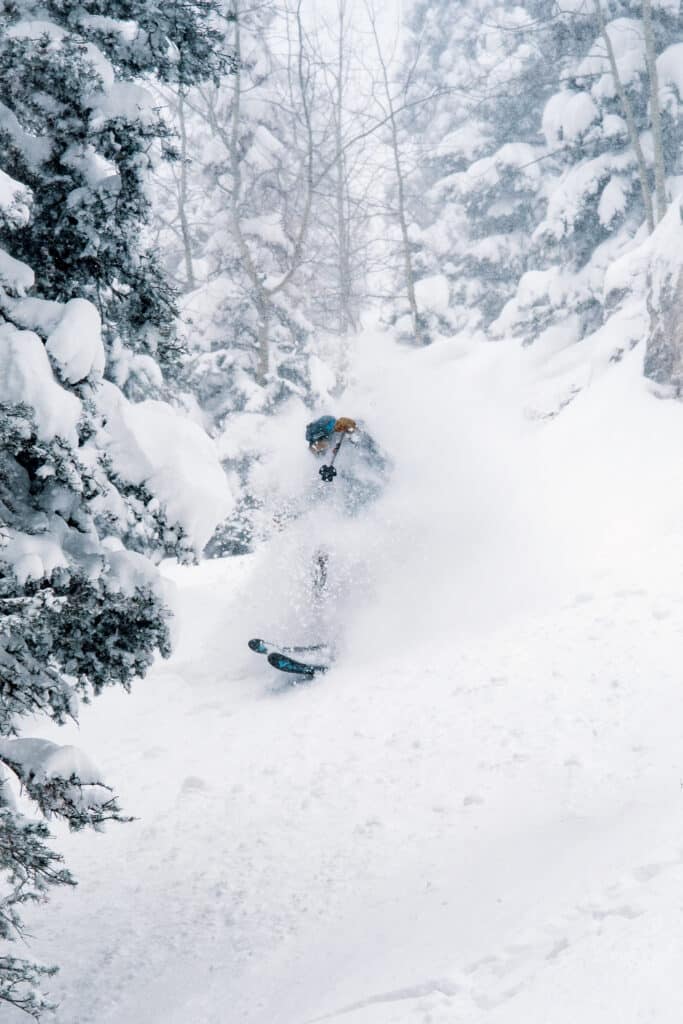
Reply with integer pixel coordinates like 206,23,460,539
249,413,389,678
305,414,388,516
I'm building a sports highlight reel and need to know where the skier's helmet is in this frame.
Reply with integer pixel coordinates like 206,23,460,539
306,415,336,453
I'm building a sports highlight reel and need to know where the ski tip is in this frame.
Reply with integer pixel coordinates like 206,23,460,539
248,638,267,654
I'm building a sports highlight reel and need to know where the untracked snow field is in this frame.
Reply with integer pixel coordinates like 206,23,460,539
15,331,683,1023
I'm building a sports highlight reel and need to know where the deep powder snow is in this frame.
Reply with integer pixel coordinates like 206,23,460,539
15,328,683,1024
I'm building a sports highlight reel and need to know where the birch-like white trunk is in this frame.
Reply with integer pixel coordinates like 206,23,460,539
592,0,655,234
642,0,667,224
177,89,196,292
367,4,423,344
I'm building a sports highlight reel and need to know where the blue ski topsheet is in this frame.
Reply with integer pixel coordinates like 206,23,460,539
266,652,329,676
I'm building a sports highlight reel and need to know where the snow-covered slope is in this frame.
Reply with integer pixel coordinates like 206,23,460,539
17,328,683,1023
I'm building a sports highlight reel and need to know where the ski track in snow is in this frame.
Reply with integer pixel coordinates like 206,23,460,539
14,338,683,1024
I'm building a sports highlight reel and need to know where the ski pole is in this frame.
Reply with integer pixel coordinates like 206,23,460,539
319,432,345,482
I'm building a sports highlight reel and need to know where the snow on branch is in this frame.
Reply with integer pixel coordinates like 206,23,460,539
0,954,57,1020
0,169,31,230
0,739,129,831
0,248,34,296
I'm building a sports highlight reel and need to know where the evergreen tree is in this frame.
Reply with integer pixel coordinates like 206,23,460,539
494,0,683,350
398,0,570,338
400,0,683,357
0,0,224,399
0,2,231,1015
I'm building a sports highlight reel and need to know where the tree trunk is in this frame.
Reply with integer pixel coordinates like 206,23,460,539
368,4,423,344
593,0,655,234
228,4,272,386
336,105,350,335
644,201,683,392
177,89,196,291
256,297,270,385
333,1,354,339
642,0,667,224
645,266,683,392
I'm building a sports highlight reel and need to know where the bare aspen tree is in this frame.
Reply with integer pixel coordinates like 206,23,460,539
219,0,316,383
365,2,424,345
642,0,667,224
148,85,203,292
332,0,354,337
151,0,451,376
177,88,197,291
308,0,382,388
592,0,655,233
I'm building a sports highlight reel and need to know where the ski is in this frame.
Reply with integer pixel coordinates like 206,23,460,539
248,637,329,657
266,651,329,677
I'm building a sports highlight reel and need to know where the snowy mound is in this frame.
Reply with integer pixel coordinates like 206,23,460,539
103,391,234,553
